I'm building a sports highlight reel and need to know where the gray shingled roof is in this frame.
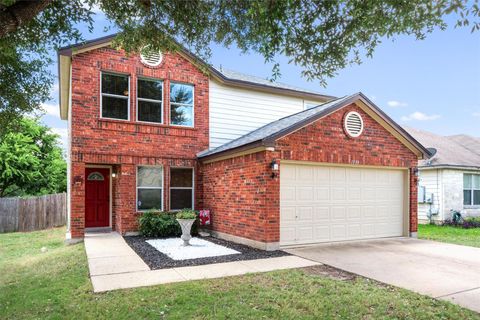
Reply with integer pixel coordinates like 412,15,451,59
214,66,326,97
405,127,480,169
198,94,353,158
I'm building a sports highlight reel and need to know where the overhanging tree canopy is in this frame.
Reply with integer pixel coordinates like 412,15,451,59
0,0,478,128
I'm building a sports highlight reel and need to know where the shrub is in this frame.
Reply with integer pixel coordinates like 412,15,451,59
442,217,480,229
138,210,198,237
176,209,197,220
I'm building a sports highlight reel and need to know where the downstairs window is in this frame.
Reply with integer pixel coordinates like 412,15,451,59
170,168,193,210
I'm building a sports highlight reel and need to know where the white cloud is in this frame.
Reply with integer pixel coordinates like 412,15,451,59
387,100,408,108
41,102,60,117
401,112,441,121
473,112,480,117
51,127,68,150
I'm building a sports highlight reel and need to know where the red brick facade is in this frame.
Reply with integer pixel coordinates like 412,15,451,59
69,47,209,238
202,103,419,245
68,46,419,246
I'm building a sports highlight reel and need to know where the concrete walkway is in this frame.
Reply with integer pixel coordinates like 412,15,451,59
287,238,480,313
84,232,319,292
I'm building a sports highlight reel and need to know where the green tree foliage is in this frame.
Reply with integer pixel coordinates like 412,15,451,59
0,0,479,127
0,117,66,197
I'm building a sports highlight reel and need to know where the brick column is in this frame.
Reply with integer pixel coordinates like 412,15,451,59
409,167,419,236
116,164,137,234
70,162,85,238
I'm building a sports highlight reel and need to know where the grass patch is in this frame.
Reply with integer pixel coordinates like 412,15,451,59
1,228,479,319
418,224,480,248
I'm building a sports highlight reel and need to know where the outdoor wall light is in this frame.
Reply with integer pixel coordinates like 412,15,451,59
111,172,117,178
270,159,279,178
413,167,419,177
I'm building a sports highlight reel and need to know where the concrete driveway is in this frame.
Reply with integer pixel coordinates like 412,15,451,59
287,238,480,313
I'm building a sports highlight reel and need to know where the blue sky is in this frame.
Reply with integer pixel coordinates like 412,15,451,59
41,10,480,148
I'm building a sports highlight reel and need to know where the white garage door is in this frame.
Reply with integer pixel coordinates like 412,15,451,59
280,163,405,246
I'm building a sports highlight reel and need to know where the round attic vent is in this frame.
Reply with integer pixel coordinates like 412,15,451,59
140,46,163,67
344,111,364,138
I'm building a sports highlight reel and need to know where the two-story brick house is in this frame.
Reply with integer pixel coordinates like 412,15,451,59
58,34,430,250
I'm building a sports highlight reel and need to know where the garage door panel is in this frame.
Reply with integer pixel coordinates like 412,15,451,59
314,207,330,220
280,163,405,246
297,187,314,201
315,187,330,201
280,186,296,201
297,207,313,222
331,207,346,220
332,187,346,200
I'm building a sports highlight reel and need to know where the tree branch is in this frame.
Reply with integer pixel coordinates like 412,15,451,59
0,0,53,38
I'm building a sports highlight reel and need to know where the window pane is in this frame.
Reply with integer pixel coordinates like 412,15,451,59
138,100,162,123
102,96,128,119
138,188,162,210
464,190,472,205
171,168,193,187
464,174,472,189
170,83,193,105
171,104,193,126
473,175,480,189
138,79,162,100
102,73,128,96
474,190,480,205
138,167,163,187
171,189,192,210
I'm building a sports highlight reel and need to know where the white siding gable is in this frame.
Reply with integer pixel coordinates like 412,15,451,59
209,80,325,149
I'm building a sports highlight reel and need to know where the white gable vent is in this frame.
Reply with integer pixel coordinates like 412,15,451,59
140,46,163,67
344,111,364,138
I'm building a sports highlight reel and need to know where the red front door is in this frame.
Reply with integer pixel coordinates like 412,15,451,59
85,168,110,228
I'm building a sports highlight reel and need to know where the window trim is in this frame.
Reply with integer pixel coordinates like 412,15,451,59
136,165,164,212
463,173,480,207
136,77,164,125
169,82,195,128
169,167,194,211
100,71,130,121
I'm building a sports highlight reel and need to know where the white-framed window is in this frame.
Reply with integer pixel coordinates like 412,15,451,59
464,174,480,206
170,167,194,210
170,82,194,127
101,72,130,120
137,78,163,123
137,166,163,211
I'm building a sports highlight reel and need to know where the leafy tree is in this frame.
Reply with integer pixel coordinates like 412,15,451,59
0,117,66,197
0,0,479,127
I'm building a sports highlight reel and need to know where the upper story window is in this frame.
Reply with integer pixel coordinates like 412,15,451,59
170,83,194,127
101,73,129,120
137,78,163,123
464,174,480,206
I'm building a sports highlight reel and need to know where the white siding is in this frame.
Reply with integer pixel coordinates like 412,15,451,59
209,80,325,148
442,169,480,219
417,169,442,223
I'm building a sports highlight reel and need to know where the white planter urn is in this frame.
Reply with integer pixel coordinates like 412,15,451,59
176,219,195,246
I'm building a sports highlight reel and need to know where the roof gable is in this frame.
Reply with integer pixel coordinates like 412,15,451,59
199,92,431,161
57,34,333,120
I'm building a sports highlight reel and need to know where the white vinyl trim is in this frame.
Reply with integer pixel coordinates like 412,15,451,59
100,71,130,121
136,77,164,124
169,82,194,128
169,167,195,211
136,165,164,212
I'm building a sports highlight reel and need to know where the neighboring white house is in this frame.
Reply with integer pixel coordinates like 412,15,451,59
406,127,480,223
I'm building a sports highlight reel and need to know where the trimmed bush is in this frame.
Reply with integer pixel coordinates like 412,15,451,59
138,210,198,237
443,216,480,229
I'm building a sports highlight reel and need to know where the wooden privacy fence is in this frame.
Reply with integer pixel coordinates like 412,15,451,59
0,193,66,233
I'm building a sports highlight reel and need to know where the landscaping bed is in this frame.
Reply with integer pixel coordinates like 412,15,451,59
124,235,289,270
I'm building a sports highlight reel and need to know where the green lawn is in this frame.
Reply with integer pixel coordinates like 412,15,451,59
418,224,480,248
1,228,479,319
